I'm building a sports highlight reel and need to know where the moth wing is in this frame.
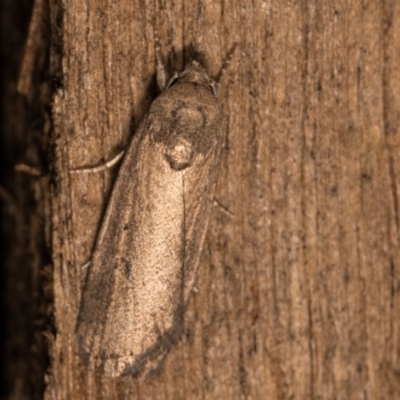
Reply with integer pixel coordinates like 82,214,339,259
77,114,186,376
181,136,222,303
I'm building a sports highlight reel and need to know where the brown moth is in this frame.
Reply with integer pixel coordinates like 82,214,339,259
77,60,223,378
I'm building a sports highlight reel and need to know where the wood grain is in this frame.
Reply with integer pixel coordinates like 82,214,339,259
45,0,400,398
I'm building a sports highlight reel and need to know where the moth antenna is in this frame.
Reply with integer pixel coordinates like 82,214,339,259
215,43,239,84
153,17,168,91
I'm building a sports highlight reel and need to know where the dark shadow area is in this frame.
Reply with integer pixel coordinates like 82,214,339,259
0,0,50,398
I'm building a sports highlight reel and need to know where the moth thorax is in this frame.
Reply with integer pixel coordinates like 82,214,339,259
164,136,193,171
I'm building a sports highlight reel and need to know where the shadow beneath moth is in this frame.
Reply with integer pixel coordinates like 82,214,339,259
76,59,223,378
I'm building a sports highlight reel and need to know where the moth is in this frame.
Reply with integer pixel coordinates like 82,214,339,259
76,59,223,378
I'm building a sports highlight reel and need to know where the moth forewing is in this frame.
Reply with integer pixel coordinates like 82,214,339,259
77,62,223,378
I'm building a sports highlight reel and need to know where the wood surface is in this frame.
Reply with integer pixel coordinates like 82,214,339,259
2,0,400,399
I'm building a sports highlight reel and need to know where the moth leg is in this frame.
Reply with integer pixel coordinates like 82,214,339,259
213,198,234,217
81,261,91,270
69,150,125,174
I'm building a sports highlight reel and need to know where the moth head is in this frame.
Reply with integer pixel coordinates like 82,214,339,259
165,61,219,98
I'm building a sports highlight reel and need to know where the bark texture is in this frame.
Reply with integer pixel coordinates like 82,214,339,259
21,0,400,398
